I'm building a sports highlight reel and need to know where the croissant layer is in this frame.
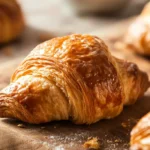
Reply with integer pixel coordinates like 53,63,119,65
0,34,149,124
130,112,150,150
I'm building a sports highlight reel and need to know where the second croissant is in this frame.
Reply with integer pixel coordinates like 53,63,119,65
0,34,149,124
116,2,150,56
0,0,24,44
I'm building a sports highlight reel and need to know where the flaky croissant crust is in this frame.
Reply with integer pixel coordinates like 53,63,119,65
0,34,149,124
116,2,150,56
130,112,150,150
0,0,24,44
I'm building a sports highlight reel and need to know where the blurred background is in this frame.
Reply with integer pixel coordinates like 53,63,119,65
0,0,149,59
20,0,149,33
0,0,149,88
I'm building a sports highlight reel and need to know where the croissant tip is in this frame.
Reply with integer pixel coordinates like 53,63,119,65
0,93,15,118
0,100,8,118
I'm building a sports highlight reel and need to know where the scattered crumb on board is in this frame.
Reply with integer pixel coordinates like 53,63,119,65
121,122,127,128
83,137,100,149
41,126,45,129
17,123,26,128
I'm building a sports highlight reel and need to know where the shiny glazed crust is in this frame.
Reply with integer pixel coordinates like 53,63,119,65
0,0,24,44
0,34,149,124
130,112,150,150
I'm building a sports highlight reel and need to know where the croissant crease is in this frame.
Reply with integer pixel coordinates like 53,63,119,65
130,112,150,150
0,34,149,124
116,2,150,56
0,0,24,44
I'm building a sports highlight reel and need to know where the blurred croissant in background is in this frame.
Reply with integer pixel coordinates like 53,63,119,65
0,34,149,124
0,0,24,44
130,112,150,150
116,2,150,56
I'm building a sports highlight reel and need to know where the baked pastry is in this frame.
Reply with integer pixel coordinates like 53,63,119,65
116,2,150,56
0,34,149,124
0,0,24,44
130,112,150,150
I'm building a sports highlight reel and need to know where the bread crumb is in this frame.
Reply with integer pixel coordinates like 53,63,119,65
115,139,119,143
121,122,127,128
107,140,112,143
114,139,122,143
83,137,100,149
41,126,45,129
17,123,25,128
87,136,92,140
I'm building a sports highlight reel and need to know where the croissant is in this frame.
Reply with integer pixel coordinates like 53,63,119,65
130,112,150,150
116,2,150,56
0,0,24,44
0,34,149,124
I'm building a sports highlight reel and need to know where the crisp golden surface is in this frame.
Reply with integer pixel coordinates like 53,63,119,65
0,34,149,124
130,112,150,150
116,2,150,56
0,0,24,44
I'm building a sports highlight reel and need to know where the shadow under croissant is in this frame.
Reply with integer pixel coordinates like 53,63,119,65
1,95,150,150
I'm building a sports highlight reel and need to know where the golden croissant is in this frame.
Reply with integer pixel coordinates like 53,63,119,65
0,34,149,124
116,2,150,56
130,112,150,150
0,0,24,44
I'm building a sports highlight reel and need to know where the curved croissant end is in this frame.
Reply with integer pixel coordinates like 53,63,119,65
0,0,24,44
115,2,150,56
0,93,33,123
0,34,149,124
141,2,150,17
130,112,150,150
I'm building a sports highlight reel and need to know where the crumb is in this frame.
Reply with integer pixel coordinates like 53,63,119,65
17,123,25,128
53,126,56,128
115,139,119,143
2,46,13,56
121,122,127,128
38,33,55,42
114,139,122,143
83,137,100,149
88,136,92,140
107,140,112,143
41,126,45,129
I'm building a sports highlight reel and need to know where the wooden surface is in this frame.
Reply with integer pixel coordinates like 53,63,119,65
0,0,150,150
